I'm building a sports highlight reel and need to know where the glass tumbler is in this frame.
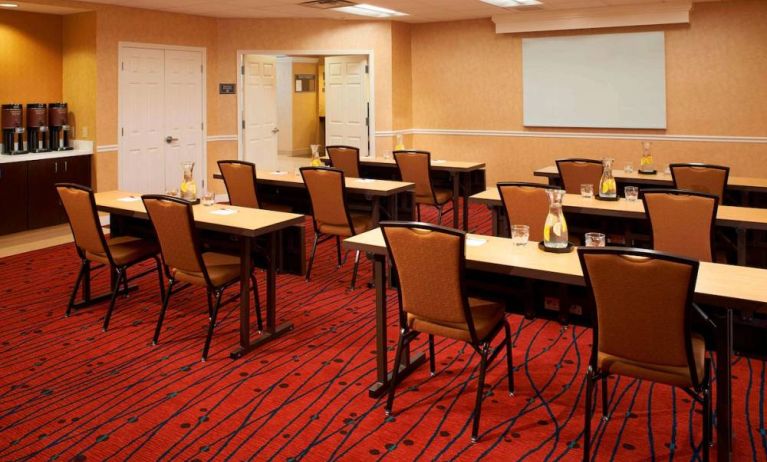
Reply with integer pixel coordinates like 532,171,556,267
585,232,606,248
511,225,530,246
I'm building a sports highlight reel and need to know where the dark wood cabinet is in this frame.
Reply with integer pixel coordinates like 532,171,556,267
0,162,29,235
0,154,92,235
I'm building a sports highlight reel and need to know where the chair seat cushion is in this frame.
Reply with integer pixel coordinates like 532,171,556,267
174,252,241,288
318,213,372,237
86,235,158,267
598,334,706,388
407,297,505,343
415,188,453,206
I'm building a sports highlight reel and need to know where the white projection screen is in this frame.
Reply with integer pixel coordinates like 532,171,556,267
522,31,667,129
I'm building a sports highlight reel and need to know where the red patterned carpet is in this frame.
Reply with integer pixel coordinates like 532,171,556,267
0,205,765,461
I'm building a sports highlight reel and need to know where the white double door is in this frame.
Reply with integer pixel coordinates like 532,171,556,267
242,55,279,170
325,56,369,155
119,46,204,194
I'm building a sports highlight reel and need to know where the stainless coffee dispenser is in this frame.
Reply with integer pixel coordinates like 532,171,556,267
26,103,50,153
49,103,73,151
1,104,27,155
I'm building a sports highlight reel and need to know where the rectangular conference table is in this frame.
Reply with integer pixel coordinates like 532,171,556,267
344,228,767,462
470,189,767,266
95,190,305,359
214,170,414,226
322,157,486,231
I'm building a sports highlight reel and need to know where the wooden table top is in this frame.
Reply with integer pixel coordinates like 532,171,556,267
95,190,305,238
534,165,767,192
344,228,767,311
469,189,767,231
321,156,486,172
213,170,414,196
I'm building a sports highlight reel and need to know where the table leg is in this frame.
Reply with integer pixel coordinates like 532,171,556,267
736,228,746,266
716,309,733,462
462,173,471,231
368,254,425,398
452,172,460,229
371,196,381,227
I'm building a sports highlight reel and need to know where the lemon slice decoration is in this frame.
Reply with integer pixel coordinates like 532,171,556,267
601,179,616,194
180,182,188,193
543,224,551,242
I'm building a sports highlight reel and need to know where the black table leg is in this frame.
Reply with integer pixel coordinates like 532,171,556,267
736,228,746,266
716,309,733,462
452,173,460,229
462,172,471,231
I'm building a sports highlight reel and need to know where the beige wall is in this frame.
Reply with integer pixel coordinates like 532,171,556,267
62,12,96,142
410,0,767,184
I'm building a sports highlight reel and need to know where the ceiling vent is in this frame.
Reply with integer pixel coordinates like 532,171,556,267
300,0,356,9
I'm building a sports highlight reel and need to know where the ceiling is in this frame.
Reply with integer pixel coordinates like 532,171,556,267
11,0,720,22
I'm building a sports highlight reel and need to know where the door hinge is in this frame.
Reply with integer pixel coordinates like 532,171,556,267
201,64,203,73
121,61,124,71
201,122,204,130
365,64,369,74
121,127,124,136
241,65,245,75
242,120,245,130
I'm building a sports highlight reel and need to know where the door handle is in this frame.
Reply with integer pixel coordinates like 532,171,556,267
272,127,280,134
165,136,179,144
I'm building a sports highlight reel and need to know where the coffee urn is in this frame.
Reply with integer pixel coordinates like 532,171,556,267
1,104,27,155
26,103,50,153
49,103,73,151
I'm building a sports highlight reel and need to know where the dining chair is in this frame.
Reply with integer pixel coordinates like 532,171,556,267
642,189,718,262
301,167,371,290
577,247,713,462
218,160,292,212
555,158,603,195
381,221,514,442
393,150,453,225
496,182,558,241
326,145,361,178
669,163,729,201
142,195,262,361
56,183,164,331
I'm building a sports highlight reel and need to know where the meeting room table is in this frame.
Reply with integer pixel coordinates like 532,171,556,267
344,228,767,462
469,188,767,266
95,190,305,359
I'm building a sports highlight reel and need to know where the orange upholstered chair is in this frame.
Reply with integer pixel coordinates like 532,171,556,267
642,189,718,262
142,195,262,361
555,159,603,195
326,145,361,178
496,182,558,241
381,222,514,442
578,247,713,462
56,183,163,331
670,163,729,201
218,160,292,212
393,150,453,225
301,167,372,289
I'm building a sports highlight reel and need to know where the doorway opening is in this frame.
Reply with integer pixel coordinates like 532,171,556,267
238,50,374,172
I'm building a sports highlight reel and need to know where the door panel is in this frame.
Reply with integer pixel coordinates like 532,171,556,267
243,55,278,170
28,159,64,229
0,162,28,235
325,56,369,156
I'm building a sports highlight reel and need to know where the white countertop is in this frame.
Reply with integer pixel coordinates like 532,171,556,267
0,140,94,164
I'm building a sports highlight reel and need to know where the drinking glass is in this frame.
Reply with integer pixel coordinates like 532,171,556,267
294,167,301,178
165,189,179,198
383,151,393,160
624,186,639,202
624,162,634,174
580,184,594,199
585,232,606,248
202,192,215,206
664,165,671,175
511,225,530,246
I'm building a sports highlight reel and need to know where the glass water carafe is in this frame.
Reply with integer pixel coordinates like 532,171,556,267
639,141,654,173
599,158,617,199
180,161,197,201
543,189,569,249
394,134,405,151
310,144,322,167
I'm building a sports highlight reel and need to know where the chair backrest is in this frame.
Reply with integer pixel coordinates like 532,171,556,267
381,222,479,343
578,247,702,388
670,163,729,201
301,167,353,232
496,182,556,241
56,183,109,259
326,145,361,178
142,195,207,281
642,189,718,262
218,160,260,209
394,150,435,201
555,158,603,195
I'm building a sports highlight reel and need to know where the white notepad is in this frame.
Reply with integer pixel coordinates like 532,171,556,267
117,196,140,202
270,171,288,175
210,208,237,216
355,178,376,183
432,160,447,164
466,237,487,247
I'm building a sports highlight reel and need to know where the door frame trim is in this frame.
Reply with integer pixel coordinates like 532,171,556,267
117,42,208,191
236,49,375,160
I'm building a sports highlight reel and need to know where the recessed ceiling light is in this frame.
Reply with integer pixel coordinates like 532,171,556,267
0,2,19,7
335,3,407,18
481,0,542,7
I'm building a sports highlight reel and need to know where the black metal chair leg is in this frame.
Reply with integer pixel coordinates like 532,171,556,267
336,236,342,268
428,334,436,376
349,250,360,290
121,268,129,297
385,331,408,416
472,344,490,443
251,274,263,332
154,256,165,302
504,321,514,395
102,268,126,332
306,233,319,281
583,366,595,462
703,358,712,461
202,289,222,362
153,279,174,345
66,260,88,317
601,375,610,421
416,204,421,221
437,206,443,226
